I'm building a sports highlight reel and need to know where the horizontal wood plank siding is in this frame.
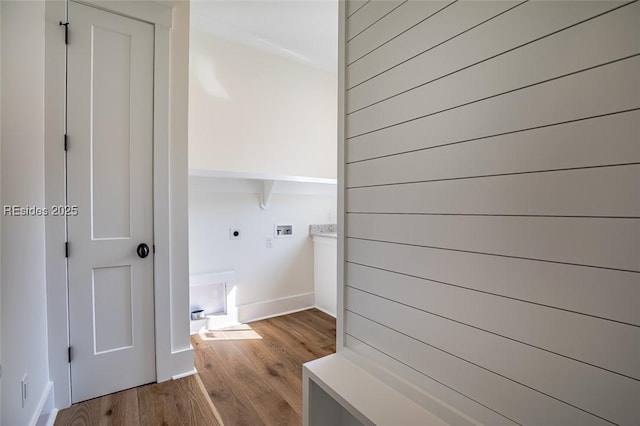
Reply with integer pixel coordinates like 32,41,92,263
346,110,640,187
343,0,640,424
347,165,640,217
347,238,640,326
347,1,633,109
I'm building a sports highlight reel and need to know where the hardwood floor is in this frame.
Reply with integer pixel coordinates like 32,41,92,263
55,308,336,426
54,374,222,426
193,308,336,426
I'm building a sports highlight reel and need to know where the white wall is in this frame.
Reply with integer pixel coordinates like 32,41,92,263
189,29,337,179
1,1,52,425
341,1,639,424
189,187,336,319
43,0,69,409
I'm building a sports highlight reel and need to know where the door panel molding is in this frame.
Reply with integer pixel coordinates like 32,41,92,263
44,0,194,408
66,1,155,402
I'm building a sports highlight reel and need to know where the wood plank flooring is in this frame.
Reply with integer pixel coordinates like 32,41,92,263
55,308,336,426
193,308,336,426
55,374,222,426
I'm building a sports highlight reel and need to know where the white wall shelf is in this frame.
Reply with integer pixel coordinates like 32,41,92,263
188,169,337,208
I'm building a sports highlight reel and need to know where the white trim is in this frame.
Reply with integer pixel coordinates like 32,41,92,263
71,0,172,27
30,381,55,426
314,305,337,319
44,0,71,409
151,19,173,384
238,293,315,323
171,368,197,381
189,168,337,185
335,0,347,353
44,408,58,426
44,410,58,426
303,353,463,426
166,346,196,382
189,175,337,197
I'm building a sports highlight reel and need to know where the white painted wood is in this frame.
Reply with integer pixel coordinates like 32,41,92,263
347,214,639,272
189,176,337,197
308,381,363,426
347,56,639,162
259,179,276,210
313,235,338,317
346,0,527,88
45,0,188,406
44,0,73,408
347,165,640,217
346,0,370,19
66,1,155,402
346,110,640,187
337,0,348,353
346,0,402,42
89,24,133,239
346,0,450,64
74,0,172,27
346,285,640,424
31,381,55,426
345,312,609,426
189,168,337,185
348,1,632,109
338,1,640,423
346,238,640,327
236,292,315,323
343,335,518,426
304,353,452,426
347,263,640,376
347,15,640,135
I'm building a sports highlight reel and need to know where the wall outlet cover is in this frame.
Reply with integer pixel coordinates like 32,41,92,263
274,224,293,238
229,228,241,240
21,374,28,407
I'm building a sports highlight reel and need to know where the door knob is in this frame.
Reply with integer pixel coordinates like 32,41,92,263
137,243,150,259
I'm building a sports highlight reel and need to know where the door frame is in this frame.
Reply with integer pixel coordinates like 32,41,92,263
44,0,193,409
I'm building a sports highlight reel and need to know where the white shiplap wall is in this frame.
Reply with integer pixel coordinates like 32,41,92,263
341,1,640,425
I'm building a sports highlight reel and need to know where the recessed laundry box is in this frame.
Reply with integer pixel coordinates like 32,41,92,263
189,270,238,334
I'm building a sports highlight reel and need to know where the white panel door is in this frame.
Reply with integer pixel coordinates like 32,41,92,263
66,1,155,403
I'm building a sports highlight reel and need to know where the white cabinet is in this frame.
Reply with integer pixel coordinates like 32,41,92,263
312,234,337,317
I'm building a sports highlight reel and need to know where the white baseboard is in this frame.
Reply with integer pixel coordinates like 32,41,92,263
31,381,55,426
238,292,314,323
314,305,337,318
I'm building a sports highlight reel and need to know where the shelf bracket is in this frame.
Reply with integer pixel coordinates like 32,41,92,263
260,180,276,210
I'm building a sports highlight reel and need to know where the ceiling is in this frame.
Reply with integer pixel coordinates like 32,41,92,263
190,0,339,73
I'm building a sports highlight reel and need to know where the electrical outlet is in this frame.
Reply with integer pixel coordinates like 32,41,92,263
229,228,241,240
21,374,28,408
266,237,273,248
274,224,293,238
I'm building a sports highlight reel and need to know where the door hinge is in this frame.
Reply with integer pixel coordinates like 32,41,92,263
63,134,68,151
153,244,156,254
68,346,72,363
59,21,69,45
65,242,69,258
